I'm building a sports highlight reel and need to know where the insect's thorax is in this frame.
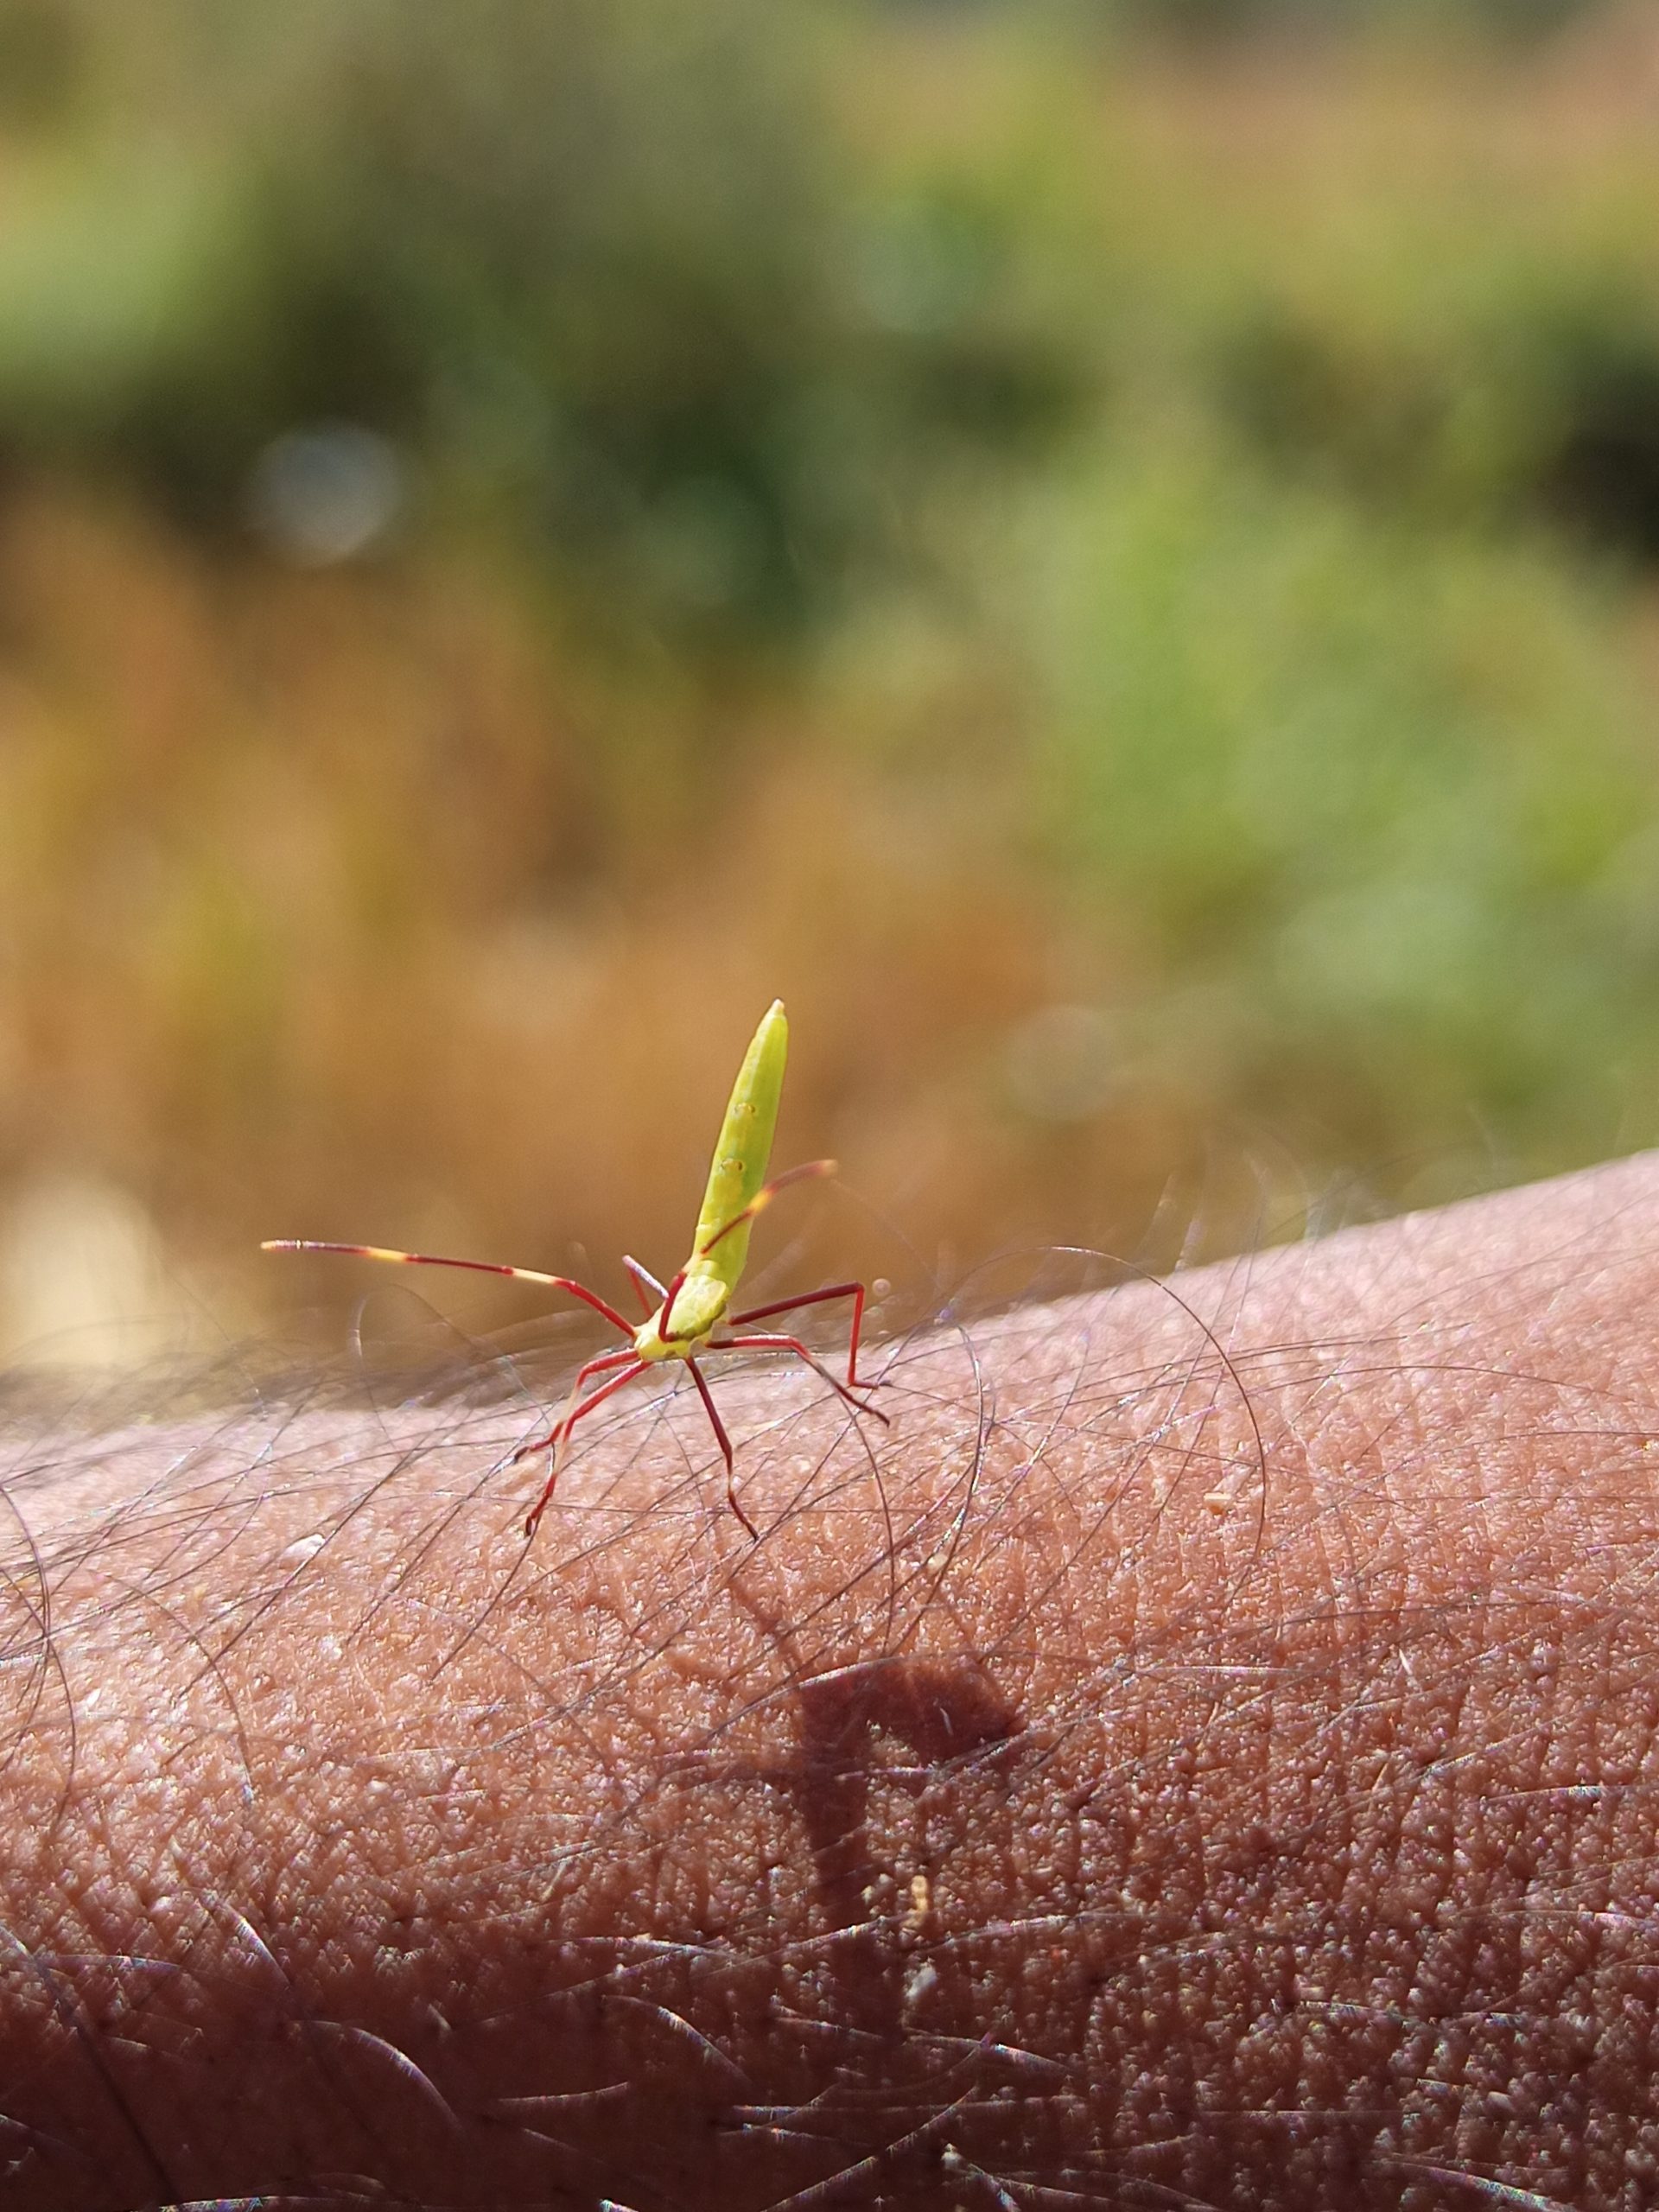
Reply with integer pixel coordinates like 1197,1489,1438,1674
634,1268,730,1362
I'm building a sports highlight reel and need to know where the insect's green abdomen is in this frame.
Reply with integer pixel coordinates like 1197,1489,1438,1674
693,999,787,1293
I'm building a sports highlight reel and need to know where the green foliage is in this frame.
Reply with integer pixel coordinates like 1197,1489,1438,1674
1094,0,1594,40
1205,257,1659,558
1023,437,1659,1176
0,0,1084,641
0,0,86,128
5,3,1659,1307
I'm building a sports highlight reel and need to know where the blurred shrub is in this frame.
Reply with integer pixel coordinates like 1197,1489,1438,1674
0,0,1084,643
7,5,1659,1342
0,0,86,129
1022,435,1659,1182
1522,293,1659,557
1212,280,1659,561
1096,0,1597,41
1102,48,1659,569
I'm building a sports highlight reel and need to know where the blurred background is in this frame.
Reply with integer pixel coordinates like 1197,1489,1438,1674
5,0,1659,1363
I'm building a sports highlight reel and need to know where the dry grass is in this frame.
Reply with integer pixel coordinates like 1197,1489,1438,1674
7,20,1659,1362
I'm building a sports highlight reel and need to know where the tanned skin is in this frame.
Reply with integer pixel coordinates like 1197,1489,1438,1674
3,1154,1659,2209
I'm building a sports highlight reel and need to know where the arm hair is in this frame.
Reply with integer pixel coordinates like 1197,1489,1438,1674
3,1158,1659,2209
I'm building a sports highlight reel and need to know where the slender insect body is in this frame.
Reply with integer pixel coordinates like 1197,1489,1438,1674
263,995,885,1541
692,997,788,1294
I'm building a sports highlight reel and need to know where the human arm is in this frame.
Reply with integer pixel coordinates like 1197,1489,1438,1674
4,1155,1659,2209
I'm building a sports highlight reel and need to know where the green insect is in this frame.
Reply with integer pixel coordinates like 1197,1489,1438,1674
264,1000,886,1539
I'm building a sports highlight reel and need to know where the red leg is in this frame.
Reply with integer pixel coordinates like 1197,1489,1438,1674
519,1356,647,1536
728,1280,872,1390
514,1348,641,1464
622,1255,665,1316
261,1241,632,1338
698,1160,836,1258
658,1267,690,1341
661,1161,842,1339
685,1357,758,1541
709,1332,889,1427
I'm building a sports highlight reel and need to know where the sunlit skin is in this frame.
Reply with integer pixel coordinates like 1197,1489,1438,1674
8,1159,1659,2206
264,999,886,1540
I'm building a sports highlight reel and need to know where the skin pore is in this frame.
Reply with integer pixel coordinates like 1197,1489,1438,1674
3,1155,1659,2209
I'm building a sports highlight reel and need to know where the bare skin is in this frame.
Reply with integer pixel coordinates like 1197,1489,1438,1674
4,1155,1659,2209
